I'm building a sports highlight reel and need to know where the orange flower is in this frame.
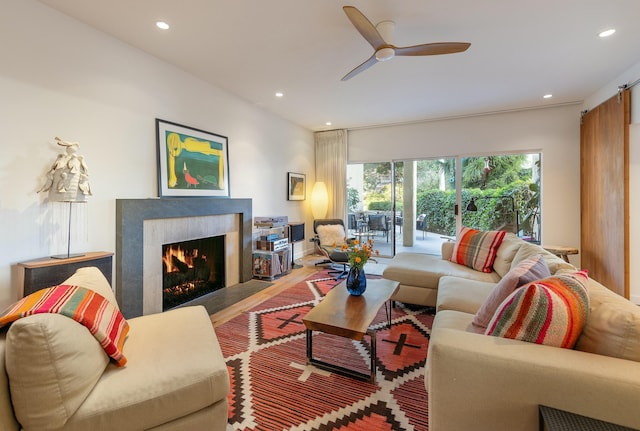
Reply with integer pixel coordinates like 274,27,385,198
344,236,375,269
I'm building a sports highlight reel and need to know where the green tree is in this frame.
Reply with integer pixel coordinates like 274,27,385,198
462,155,527,189
417,159,456,191
347,187,359,212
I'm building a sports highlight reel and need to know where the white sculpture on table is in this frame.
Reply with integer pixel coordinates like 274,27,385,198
39,137,92,202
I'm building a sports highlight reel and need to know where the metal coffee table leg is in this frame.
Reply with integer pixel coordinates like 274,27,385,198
306,328,377,383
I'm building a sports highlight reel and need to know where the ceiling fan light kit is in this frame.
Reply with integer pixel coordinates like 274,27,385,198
341,6,471,81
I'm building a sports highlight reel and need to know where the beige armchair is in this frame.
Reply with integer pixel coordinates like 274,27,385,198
0,267,229,431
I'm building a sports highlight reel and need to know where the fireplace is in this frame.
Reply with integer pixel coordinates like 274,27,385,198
162,235,225,311
116,198,253,318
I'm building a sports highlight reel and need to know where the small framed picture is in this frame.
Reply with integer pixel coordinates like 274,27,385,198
156,119,230,197
287,172,306,201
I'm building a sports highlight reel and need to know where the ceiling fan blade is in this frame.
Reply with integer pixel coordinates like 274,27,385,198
395,42,471,56
343,6,386,50
341,54,378,81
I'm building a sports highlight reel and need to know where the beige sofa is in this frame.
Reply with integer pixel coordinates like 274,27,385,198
383,233,578,307
0,267,229,431
383,233,640,430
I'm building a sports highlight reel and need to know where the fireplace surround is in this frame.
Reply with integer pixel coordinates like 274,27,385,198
116,198,252,318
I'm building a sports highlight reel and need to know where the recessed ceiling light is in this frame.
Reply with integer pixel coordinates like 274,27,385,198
156,21,170,30
543,94,553,99
275,92,284,98
599,29,615,38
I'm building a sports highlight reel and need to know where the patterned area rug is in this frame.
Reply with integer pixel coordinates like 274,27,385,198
216,269,434,431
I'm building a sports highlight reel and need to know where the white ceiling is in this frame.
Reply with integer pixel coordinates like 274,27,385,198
38,0,640,131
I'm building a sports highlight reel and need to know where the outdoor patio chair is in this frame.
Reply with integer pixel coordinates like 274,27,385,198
416,214,427,239
347,213,357,232
395,210,403,234
367,213,389,242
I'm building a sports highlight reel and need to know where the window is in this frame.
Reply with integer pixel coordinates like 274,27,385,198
347,152,541,257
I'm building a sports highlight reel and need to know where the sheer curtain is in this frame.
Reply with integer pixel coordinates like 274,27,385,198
314,130,347,220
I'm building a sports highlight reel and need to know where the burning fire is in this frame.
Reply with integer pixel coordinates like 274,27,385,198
163,245,203,273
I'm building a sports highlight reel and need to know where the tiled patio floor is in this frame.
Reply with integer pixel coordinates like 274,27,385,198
351,229,449,259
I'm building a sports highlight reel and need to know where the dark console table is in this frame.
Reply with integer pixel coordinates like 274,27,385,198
18,251,113,297
540,405,638,431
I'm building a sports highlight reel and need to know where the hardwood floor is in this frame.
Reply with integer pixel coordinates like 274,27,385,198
209,255,327,327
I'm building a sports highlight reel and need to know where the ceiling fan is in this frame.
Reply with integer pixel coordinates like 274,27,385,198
341,6,471,81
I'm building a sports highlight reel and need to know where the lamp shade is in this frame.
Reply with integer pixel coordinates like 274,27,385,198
311,182,328,219
466,198,477,212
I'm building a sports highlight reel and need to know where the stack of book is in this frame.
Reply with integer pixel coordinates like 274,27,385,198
254,216,288,228
254,216,289,251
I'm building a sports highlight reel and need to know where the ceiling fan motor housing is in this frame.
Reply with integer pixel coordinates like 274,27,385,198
375,47,395,61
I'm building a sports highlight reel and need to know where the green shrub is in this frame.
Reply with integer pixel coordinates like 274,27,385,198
368,201,392,211
416,181,536,237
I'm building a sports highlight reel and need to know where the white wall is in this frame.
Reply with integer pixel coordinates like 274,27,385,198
584,59,640,304
0,0,315,309
348,104,582,254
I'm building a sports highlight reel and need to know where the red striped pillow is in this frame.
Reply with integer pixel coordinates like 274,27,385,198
485,271,590,349
0,284,129,366
450,227,507,273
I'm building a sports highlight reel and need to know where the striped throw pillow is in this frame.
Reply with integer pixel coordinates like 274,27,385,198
472,254,551,331
485,271,590,349
0,284,129,366
450,227,507,273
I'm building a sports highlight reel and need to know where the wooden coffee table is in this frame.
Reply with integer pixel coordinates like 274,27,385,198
302,278,400,383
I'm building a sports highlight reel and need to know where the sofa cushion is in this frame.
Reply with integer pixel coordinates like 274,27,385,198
485,271,590,349
436,276,496,315
472,254,551,331
450,227,506,273
575,279,640,362
5,313,110,431
441,241,454,260
383,252,500,290
492,233,524,278
316,224,346,247
511,242,575,275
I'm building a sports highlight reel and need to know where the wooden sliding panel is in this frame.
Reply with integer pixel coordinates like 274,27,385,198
580,90,630,298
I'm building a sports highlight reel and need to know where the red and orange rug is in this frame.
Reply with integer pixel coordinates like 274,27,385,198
216,269,434,431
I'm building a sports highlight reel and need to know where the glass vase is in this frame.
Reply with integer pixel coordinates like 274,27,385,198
346,266,367,296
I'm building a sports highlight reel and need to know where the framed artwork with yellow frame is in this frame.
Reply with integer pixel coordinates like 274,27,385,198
156,119,230,197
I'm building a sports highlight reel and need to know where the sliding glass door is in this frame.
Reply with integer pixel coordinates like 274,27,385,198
460,154,541,242
346,162,395,257
347,159,456,258
393,159,457,256
347,152,541,258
